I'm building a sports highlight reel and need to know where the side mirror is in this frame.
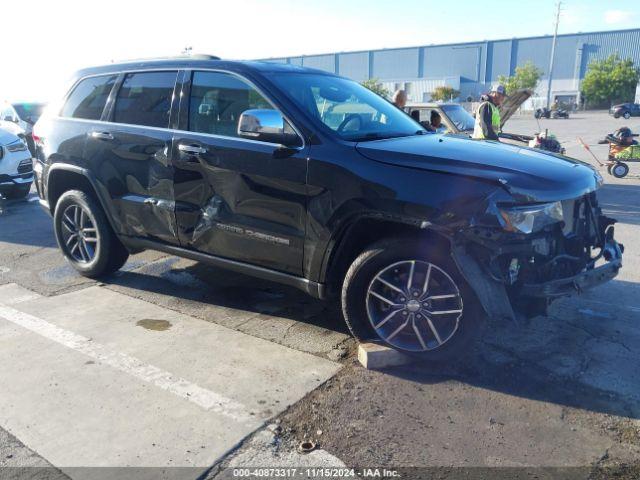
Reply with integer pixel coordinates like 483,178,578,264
238,109,300,147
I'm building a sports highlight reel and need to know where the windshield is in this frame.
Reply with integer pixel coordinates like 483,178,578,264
270,73,424,141
441,104,475,132
12,103,45,121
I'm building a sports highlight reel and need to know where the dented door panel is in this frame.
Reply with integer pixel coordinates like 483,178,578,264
84,125,178,243
172,134,308,275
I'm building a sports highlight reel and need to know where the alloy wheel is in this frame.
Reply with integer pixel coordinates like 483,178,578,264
366,260,463,352
60,204,99,263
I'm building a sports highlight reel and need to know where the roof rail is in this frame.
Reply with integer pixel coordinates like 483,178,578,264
115,54,221,63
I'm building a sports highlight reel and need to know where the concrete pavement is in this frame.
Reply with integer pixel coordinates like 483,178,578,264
0,283,339,473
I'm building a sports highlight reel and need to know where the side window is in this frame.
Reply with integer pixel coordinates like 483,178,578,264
1,105,13,121
61,75,117,120
189,71,272,137
113,71,177,128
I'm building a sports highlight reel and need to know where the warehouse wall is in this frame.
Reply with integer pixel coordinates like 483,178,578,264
262,28,640,102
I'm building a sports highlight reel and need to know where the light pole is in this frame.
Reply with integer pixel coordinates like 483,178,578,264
546,2,562,109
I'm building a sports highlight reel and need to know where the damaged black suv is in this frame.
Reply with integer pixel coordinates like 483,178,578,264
34,57,623,361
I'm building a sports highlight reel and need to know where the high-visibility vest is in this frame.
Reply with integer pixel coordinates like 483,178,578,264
473,101,501,139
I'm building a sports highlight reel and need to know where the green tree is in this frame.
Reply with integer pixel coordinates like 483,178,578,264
581,54,640,108
430,86,460,102
361,78,389,98
497,61,543,94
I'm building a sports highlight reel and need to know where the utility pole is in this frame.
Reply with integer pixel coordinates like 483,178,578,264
546,1,562,109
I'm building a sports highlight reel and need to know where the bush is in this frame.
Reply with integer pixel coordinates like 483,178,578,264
431,86,460,102
582,54,640,108
497,61,543,95
361,78,389,98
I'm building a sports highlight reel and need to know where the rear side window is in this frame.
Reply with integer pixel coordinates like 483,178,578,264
113,71,177,128
61,75,117,120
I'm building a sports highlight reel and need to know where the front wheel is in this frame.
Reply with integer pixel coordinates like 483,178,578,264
341,239,485,363
53,190,129,277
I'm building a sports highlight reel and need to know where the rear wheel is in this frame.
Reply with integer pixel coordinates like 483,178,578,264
623,112,631,120
53,190,129,277
611,162,629,178
342,239,485,363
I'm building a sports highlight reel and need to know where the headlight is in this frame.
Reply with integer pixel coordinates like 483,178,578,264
6,140,28,153
498,201,563,234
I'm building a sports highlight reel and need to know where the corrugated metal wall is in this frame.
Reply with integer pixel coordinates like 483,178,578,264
260,28,640,100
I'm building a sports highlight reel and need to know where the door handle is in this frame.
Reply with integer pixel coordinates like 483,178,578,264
90,131,114,141
178,144,207,156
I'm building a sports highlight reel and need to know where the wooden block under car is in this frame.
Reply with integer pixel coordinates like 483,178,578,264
357,342,412,369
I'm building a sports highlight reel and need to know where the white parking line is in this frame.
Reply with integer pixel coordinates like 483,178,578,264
0,302,254,424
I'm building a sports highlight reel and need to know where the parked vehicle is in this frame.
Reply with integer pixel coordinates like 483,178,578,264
0,101,46,156
404,102,475,134
610,103,640,119
534,107,569,119
34,57,623,361
407,91,565,154
0,129,33,199
408,90,536,136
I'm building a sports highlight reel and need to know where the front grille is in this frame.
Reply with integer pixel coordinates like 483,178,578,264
17,159,33,174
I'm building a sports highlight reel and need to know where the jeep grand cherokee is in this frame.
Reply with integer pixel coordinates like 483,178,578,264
33,57,623,361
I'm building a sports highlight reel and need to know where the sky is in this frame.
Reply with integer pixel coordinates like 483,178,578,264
2,0,638,102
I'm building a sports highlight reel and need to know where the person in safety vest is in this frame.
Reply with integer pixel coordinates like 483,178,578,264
472,84,507,140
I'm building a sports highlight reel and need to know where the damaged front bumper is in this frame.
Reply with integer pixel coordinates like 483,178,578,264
519,240,622,298
452,193,624,321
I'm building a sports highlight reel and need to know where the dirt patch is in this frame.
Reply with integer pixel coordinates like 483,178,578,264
274,347,640,470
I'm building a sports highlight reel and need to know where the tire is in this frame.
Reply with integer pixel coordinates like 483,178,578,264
53,190,129,277
611,162,629,178
341,238,485,363
613,113,620,119
607,164,614,175
623,112,631,120
6,182,31,199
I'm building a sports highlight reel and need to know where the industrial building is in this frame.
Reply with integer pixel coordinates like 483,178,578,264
263,28,640,107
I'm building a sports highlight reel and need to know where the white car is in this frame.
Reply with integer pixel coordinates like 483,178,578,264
0,128,33,199
0,101,46,155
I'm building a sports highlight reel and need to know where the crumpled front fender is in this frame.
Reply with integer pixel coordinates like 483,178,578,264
451,244,516,322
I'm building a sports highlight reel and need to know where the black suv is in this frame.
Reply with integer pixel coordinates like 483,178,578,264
34,57,623,361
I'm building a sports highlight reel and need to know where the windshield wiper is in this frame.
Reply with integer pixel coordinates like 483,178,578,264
349,132,416,142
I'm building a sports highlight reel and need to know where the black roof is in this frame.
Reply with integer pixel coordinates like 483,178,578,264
74,57,334,79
